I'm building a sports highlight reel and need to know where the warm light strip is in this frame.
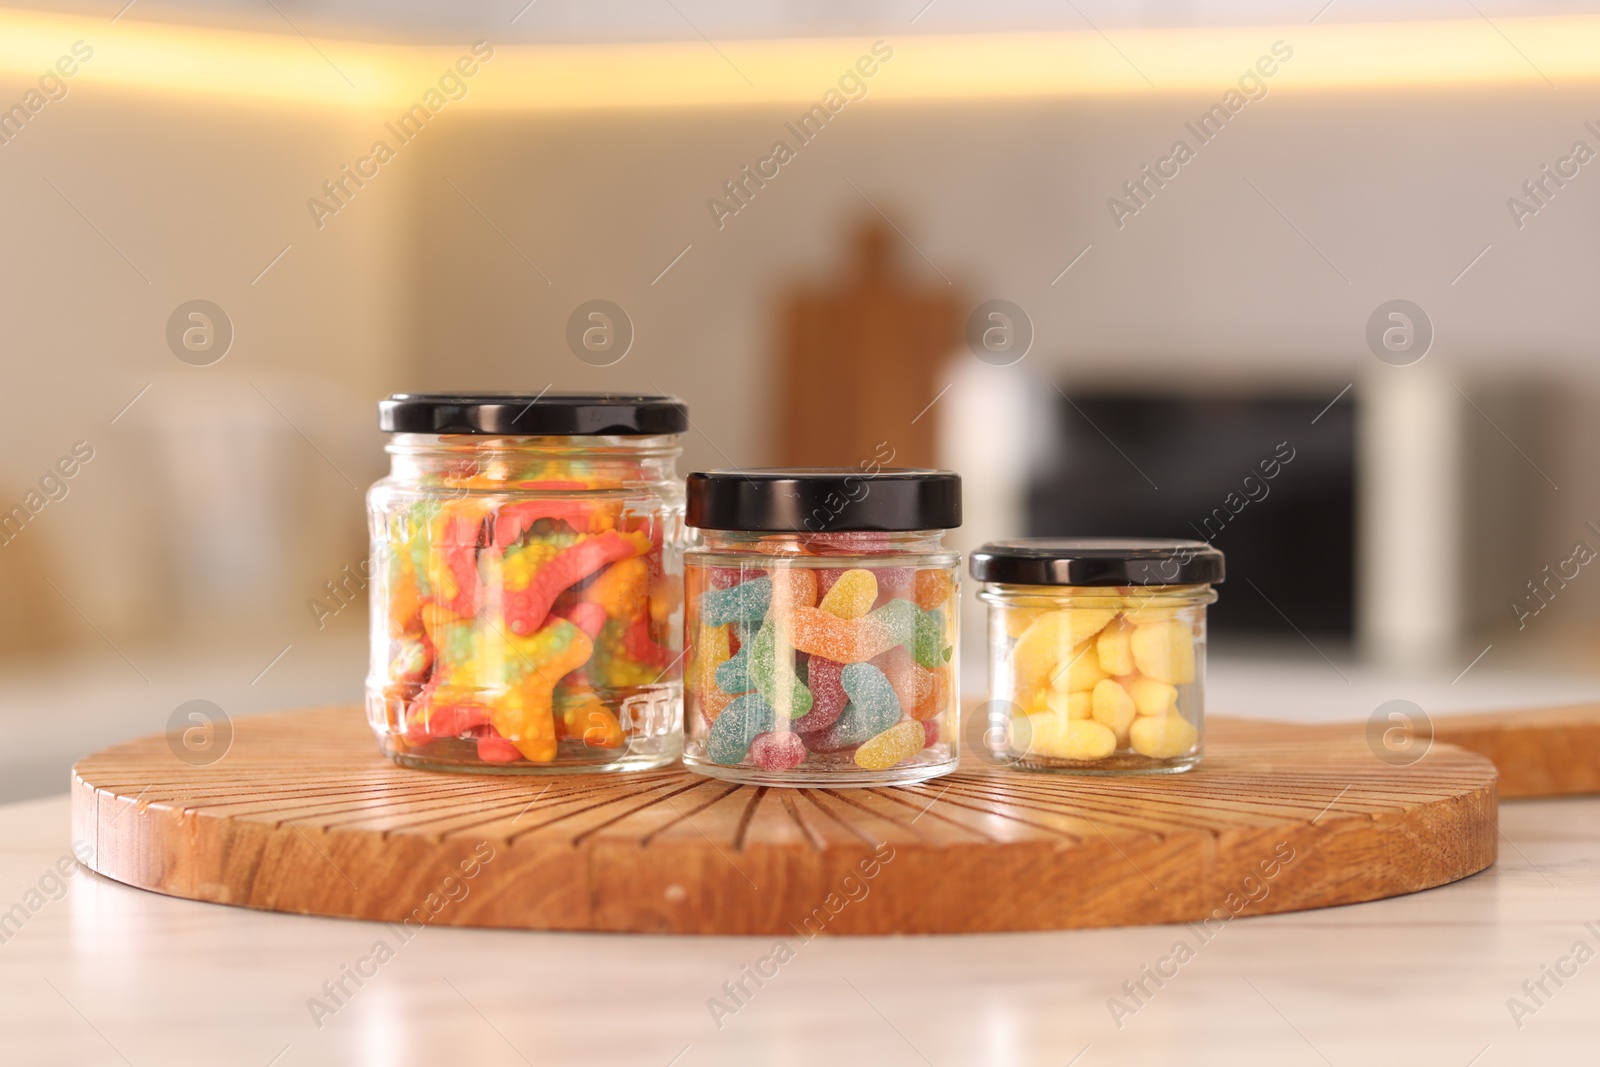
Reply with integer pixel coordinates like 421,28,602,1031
1,7,1598,111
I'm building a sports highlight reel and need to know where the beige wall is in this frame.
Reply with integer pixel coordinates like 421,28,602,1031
4,71,1599,655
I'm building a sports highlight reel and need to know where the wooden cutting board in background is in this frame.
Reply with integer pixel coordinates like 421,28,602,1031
71,706,1496,936
1433,703,1600,797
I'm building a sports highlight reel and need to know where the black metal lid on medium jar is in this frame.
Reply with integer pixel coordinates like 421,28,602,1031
686,469,961,532
377,393,688,436
969,538,1225,586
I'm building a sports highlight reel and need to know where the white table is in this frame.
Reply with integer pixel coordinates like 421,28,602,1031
3,789,1598,1066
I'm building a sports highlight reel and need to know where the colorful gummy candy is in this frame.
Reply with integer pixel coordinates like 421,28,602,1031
376,455,679,767
1006,599,1200,763
687,542,956,776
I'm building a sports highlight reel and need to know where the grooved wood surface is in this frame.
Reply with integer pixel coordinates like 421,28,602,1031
71,706,1498,935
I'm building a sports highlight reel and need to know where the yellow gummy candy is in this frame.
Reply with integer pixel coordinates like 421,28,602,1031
1048,640,1109,693
854,719,924,770
819,568,877,620
1130,619,1196,684
1096,619,1135,676
1128,677,1179,717
1042,689,1093,719
1129,714,1198,758
1091,678,1137,744
1004,606,1044,638
1012,609,1117,700
688,622,731,696
1023,713,1116,760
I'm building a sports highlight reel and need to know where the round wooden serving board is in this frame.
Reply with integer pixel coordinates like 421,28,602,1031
72,706,1497,935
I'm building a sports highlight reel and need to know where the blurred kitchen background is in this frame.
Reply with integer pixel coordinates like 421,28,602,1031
4,0,1600,800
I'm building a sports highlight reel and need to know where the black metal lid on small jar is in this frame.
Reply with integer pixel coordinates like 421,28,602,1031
377,392,688,436
686,468,961,532
969,538,1224,586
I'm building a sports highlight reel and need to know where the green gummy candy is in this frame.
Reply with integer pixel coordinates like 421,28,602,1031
871,597,919,644
707,692,776,764
914,607,950,669
749,619,813,717
699,576,772,627
715,645,751,694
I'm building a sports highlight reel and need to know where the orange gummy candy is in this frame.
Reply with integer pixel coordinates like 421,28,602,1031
582,556,649,619
870,644,947,721
770,567,819,613
785,599,916,664
914,569,954,612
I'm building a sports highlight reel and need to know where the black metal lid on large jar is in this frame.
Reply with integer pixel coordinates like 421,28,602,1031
969,538,1224,586
377,393,688,436
686,469,961,532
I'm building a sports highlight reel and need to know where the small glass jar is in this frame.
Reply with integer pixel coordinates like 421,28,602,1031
366,393,687,774
682,469,962,787
971,539,1223,774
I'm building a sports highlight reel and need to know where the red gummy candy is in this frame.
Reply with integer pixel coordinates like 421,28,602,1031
872,567,915,609
560,601,608,638
792,656,846,733
410,692,490,739
708,567,748,589
922,719,939,749
749,731,807,770
815,568,845,600
494,495,596,545
622,615,675,669
436,513,487,616
476,732,522,762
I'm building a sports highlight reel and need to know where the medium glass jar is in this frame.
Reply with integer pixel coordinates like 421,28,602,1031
366,393,687,774
971,539,1223,774
682,469,962,787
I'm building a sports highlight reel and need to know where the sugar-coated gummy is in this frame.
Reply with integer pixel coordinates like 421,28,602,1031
708,691,777,764
1095,620,1135,676
1023,713,1117,760
1041,689,1093,720
818,568,877,619
1130,618,1195,684
749,730,808,770
715,645,751,694
1010,609,1118,704
822,662,903,746
854,720,925,771
1129,713,1198,758
872,567,915,608
791,656,847,732
913,568,953,611
699,576,772,627
1128,677,1179,717
870,645,944,721
770,568,819,612
1091,678,1137,744
747,619,814,717
786,598,917,663
1043,639,1107,697
913,607,951,669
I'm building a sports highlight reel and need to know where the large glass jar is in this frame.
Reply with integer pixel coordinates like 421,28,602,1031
971,539,1223,774
367,393,687,774
682,469,962,787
